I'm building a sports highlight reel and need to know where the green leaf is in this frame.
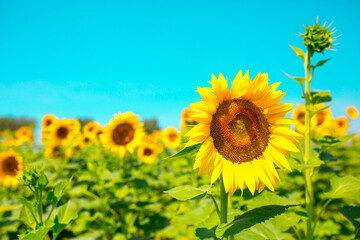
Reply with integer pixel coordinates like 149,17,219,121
165,185,210,201
315,149,337,162
289,45,306,61
323,175,360,200
18,221,54,240
309,105,330,119
165,143,201,160
56,201,78,225
215,205,298,238
310,91,332,105
38,171,49,189
318,134,356,147
341,206,360,239
310,58,331,70
17,197,35,210
19,206,36,230
282,71,305,85
195,226,216,239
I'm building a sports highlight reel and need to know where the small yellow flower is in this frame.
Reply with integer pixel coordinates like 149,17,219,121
346,106,358,120
15,126,34,145
101,112,144,157
50,120,75,146
162,127,181,149
44,142,62,158
138,143,158,164
332,116,349,137
0,149,24,187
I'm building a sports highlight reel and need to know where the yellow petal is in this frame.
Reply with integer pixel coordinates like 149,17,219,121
270,135,300,152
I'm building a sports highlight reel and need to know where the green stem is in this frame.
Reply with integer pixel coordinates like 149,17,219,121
311,199,332,236
47,204,55,221
209,194,220,218
36,188,43,223
220,174,228,225
304,51,314,240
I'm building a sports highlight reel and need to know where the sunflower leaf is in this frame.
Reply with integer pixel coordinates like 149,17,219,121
165,185,210,201
289,45,306,61
282,71,305,85
195,226,217,239
310,91,332,105
323,175,360,200
318,134,356,147
18,220,54,240
164,143,202,160
309,105,330,119
311,58,331,70
215,204,298,238
341,206,360,239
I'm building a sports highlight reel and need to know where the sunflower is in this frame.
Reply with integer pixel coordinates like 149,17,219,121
101,112,144,157
15,126,34,145
186,71,300,195
0,149,24,187
162,127,181,149
50,120,75,146
138,143,158,164
311,104,333,133
83,121,103,138
346,106,359,120
44,142,62,158
293,104,306,134
42,114,57,131
332,116,349,137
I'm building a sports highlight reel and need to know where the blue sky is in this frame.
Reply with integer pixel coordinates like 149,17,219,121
1,0,359,136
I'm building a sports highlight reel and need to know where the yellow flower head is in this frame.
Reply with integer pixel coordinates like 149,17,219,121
346,106,358,120
50,119,75,146
83,121,103,137
15,126,34,145
42,114,58,131
101,112,144,157
138,143,158,164
44,142,62,158
333,116,349,137
162,127,181,149
0,149,24,187
186,71,300,196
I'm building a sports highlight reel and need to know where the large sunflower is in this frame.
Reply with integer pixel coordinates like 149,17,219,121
0,149,24,187
101,112,144,157
186,71,300,195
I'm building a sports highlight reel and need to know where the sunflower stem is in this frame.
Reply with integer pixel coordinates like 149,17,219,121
220,174,228,224
304,51,314,240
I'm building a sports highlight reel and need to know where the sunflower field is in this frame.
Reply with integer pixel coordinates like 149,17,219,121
1,19,360,240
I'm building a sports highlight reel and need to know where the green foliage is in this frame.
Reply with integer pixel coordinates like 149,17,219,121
143,118,160,134
165,143,201,160
289,45,306,61
310,91,332,105
165,185,210,201
323,175,360,200
215,205,298,238
341,206,360,239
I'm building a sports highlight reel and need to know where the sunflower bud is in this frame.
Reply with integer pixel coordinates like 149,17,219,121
301,18,336,54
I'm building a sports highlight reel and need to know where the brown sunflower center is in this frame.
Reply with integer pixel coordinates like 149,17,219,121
210,99,270,164
57,127,69,139
144,148,153,156
168,133,178,142
2,156,19,176
338,120,344,127
317,111,325,126
112,123,135,145
45,120,52,127
297,112,305,124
